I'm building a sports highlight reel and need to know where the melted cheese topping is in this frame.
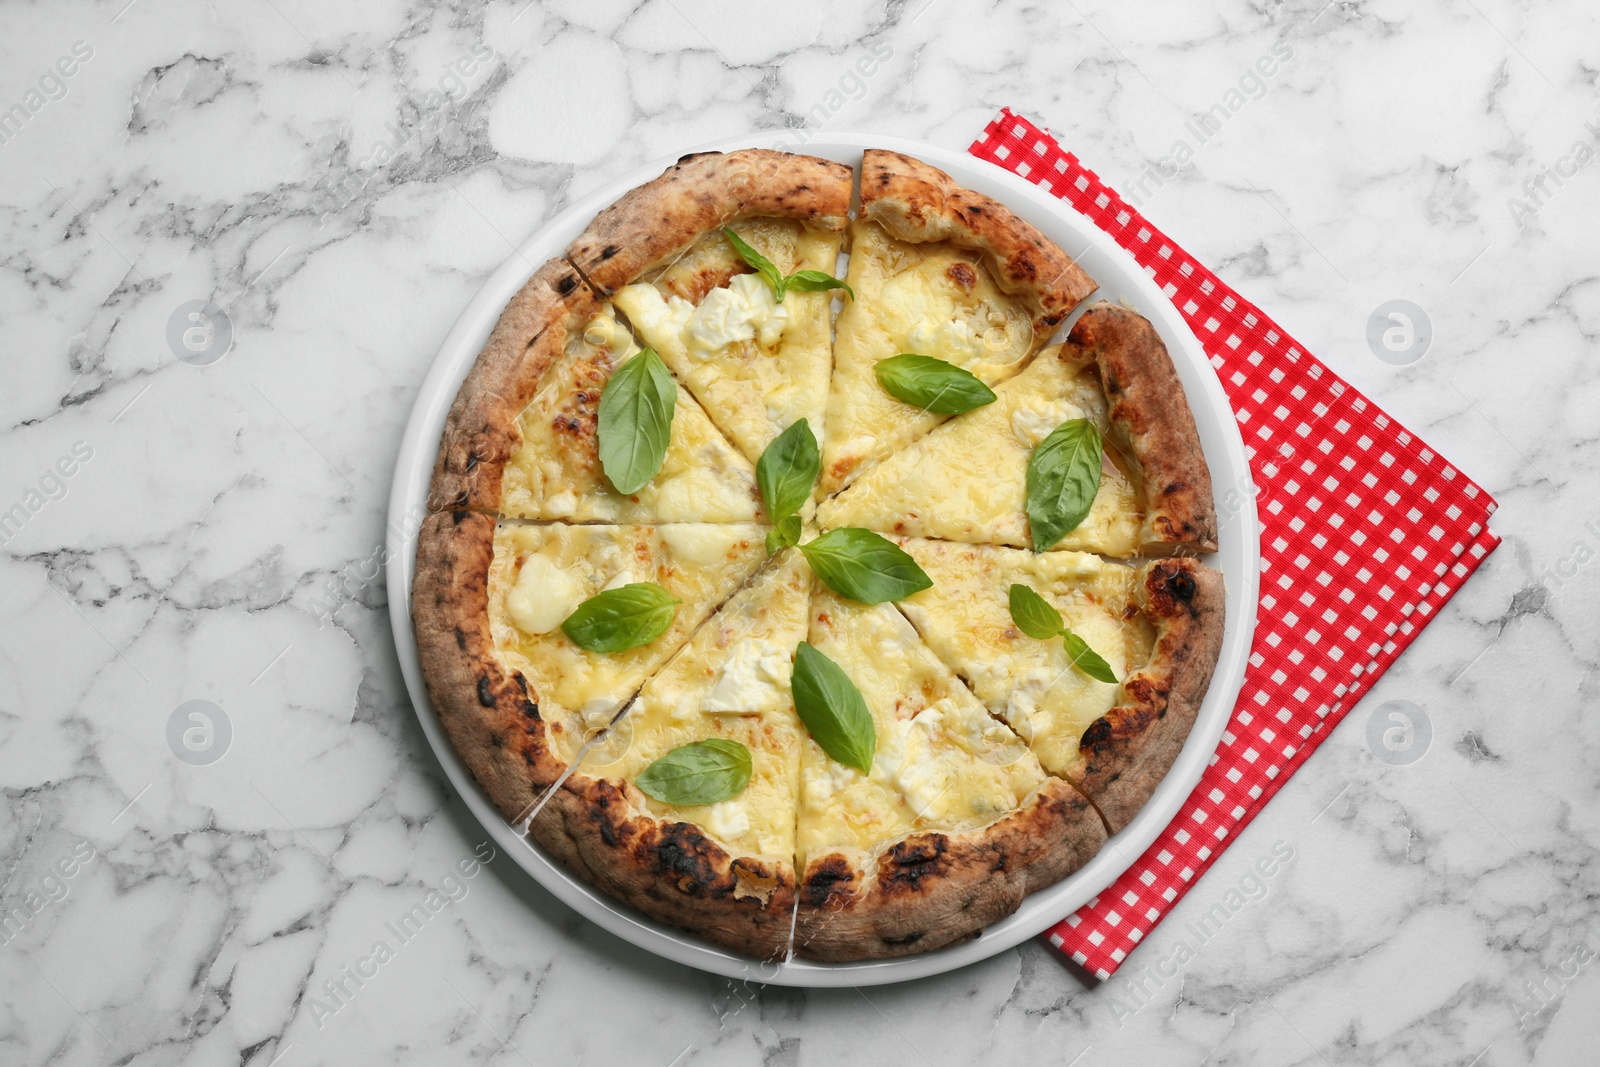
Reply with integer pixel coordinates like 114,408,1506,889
818,342,1144,555
796,587,1045,863
614,218,843,465
499,304,761,523
487,523,766,763
581,553,812,858
894,538,1155,777
819,220,1039,492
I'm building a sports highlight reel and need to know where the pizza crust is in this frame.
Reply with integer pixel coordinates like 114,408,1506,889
1068,557,1226,833
534,775,798,962
793,778,1105,961
428,258,592,513
411,510,570,807
859,148,1096,337
1070,303,1220,554
567,149,853,295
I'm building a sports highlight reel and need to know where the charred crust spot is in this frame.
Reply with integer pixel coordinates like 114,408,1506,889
600,244,620,260
881,931,925,947
803,857,855,906
1081,716,1113,749
464,450,479,472
454,626,468,651
452,509,471,523
647,822,721,893
945,261,978,291
556,274,578,295
1168,571,1197,601
880,836,951,895
476,676,496,707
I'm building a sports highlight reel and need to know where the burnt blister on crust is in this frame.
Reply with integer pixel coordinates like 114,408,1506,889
879,835,953,895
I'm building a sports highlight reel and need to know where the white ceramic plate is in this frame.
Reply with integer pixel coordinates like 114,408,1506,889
386,132,1259,988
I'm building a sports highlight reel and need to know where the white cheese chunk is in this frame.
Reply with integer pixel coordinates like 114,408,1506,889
659,523,736,566
618,283,693,341
702,800,751,843
702,638,791,714
687,273,790,355
1011,400,1086,449
506,554,585,635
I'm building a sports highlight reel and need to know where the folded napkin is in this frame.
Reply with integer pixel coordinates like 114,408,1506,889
968,110,1501,979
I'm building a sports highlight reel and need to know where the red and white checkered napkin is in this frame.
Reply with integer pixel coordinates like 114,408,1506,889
968,109,1501,979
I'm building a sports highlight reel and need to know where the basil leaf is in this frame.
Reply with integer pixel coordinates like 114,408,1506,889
597,348,677,495
722,228,787,301
756,418,820,522
798,528,933,604
791,642,875,773
1007,583,1065,640
874,354,997,415
766,514,802,554
1024,418,1103,551
635,738,752,806
561,583,681,653
1063,631,1119,684
785,270,854,301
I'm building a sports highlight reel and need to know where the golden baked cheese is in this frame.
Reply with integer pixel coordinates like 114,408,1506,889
818,342,1143,554
796,585,1046,863
581,551,811,859
487,522,766,763
819,220,1041,492
614,218,844,466
501,304,761,523
894,538,1155,777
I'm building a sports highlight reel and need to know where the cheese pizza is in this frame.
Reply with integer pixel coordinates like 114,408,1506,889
413,147,1226,963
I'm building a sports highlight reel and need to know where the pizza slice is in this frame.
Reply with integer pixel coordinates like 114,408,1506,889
791,585,1106,961
429,258,761,523
612,218,845,466
411,511,767,810
894,537,1226,833
820,304,1218,555
541,551,812,961
569,149,852,465
819,149,1096,492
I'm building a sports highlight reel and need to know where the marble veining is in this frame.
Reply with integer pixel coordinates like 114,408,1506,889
1,0,1597,1064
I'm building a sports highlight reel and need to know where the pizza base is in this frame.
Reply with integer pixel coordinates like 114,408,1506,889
793,778,1105,961
429,258,589,514
859,149,1095,331
1071,302,1219,554
412,510,569,808
567,148,852,296
1069,557,1226,833
416,148,1228,965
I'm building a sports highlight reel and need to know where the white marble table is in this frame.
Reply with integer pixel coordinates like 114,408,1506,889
3,1,1596,1064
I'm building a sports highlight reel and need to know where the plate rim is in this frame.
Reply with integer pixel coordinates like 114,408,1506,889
385,130,1259,988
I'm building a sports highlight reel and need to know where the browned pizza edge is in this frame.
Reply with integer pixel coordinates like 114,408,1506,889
1069,302,1220,554
426,257,594,513
532,776,799,963
410,510,573,807
1068,557,1226,833
791,778,1106,961
566,149,853,295
858,148,1097,337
